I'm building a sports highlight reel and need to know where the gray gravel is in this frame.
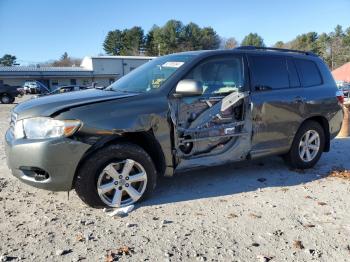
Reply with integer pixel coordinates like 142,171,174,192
0,96,350,261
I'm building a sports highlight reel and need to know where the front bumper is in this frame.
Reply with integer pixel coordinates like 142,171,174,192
5,130,91,191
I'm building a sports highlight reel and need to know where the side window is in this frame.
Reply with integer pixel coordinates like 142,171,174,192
249,55,289,90
184,56,245,95
287,59,301,88
294,59,322,87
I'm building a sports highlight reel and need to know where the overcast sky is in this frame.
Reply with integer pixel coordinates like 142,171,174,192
0,0,349,65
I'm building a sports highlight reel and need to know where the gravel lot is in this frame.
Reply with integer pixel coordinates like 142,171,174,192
0,96,350,261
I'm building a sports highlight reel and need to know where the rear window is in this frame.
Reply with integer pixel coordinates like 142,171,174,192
249,55,289,90
294,59,322,87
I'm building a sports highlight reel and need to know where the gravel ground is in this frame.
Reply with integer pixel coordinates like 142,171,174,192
0,96,350,262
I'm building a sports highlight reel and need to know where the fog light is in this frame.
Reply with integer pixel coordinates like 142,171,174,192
19,166,49,181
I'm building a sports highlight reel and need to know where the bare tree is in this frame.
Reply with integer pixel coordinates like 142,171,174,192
223,37,238,49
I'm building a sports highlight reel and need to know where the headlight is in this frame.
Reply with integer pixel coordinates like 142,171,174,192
14,117,81,139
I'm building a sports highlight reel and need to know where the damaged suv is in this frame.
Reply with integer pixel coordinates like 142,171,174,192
5,47,343,208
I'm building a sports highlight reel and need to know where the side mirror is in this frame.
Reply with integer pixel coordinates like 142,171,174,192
175,80,203,97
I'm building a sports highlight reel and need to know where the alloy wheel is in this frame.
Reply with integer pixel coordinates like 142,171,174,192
298,130,320,162
97,159,147,207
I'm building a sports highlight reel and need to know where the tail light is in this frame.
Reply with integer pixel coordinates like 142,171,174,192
336,90,344,105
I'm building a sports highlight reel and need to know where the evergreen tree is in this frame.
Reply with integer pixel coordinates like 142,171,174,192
0,54,17,66
103,30,123,55
241,33,265,47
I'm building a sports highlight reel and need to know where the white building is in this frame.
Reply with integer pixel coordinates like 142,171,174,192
0,55,155,90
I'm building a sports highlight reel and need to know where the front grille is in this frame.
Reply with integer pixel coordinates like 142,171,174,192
9,111,17,137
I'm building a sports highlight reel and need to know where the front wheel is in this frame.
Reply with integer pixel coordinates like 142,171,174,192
284,120,325,169
75,143,157,208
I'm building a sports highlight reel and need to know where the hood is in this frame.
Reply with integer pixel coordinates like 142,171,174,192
14,89,139,119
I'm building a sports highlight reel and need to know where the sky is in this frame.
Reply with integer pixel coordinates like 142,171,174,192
0,0,349,65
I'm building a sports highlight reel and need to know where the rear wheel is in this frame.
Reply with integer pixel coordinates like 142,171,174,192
284,121,325,169
75,143,157,208
1,94,12,104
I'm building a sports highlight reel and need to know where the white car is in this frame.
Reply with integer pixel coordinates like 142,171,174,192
23,81,49,94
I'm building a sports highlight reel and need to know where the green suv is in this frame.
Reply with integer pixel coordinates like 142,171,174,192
5,47,344,208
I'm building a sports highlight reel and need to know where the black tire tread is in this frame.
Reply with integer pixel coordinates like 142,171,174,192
75,142,157,208
1,93,12,104
284,120,325,169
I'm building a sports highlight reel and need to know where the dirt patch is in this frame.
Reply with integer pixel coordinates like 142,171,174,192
0,178,8,192
327,168,350,180
293,240,305,249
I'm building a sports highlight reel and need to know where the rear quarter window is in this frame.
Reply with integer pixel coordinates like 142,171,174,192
294,59,322,87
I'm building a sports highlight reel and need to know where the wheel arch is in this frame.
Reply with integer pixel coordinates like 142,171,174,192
72,130,166,189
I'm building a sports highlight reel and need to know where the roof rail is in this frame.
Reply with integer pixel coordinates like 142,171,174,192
236,46,317,56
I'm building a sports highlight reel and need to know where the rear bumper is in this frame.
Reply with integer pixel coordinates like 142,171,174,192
329,107,344,139
5,130,91,191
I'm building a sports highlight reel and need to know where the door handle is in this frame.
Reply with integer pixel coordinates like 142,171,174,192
255,85,272,91
293,96,305,103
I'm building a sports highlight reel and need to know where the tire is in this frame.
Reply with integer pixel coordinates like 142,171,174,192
1,94,12,104
75,143,157,208
284,120,325,169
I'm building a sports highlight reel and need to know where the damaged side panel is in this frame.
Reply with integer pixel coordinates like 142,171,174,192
170,91,252,171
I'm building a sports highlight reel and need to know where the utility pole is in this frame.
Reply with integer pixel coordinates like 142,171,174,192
330,40,334,70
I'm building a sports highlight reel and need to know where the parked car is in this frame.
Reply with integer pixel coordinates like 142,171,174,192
338,84,350,104
0,83,22,104
23,81,50,94
33,85,90,98
5,47,344,208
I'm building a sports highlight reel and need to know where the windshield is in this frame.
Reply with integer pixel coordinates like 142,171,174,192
107,54,195,93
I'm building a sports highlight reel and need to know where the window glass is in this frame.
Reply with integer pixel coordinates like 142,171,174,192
294,59,322,87
250,55,289,90
70,79,77,85
287,59,300,88
108,54,194,93
184,56,244,95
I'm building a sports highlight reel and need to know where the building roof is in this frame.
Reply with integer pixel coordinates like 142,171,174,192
332,62,350,82
0,66,119,78
0,66,98,78
0,66,92,72
0,55,155,78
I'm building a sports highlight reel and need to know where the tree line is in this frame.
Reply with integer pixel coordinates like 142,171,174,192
103,20,266,56
274,25,350,70
103,20,350,69
103,20,222,56
1,21,349,70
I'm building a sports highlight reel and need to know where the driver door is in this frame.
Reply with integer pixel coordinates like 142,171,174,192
169,54,253,171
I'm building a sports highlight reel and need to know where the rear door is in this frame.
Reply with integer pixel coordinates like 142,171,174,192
248,54,305,158
169,54,253,170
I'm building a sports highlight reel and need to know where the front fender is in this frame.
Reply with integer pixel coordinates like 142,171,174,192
55,94,174,172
